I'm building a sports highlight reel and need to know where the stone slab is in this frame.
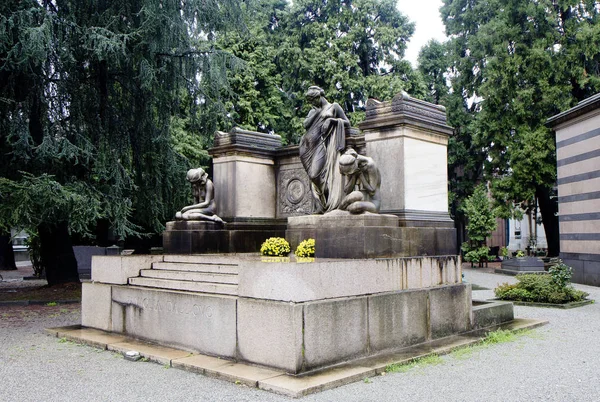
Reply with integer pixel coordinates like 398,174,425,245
238,256,460,302
92,255,164,284
111,286,237,358
500,257,545,271
303,297,368,369
81,282,113,331
204,362,284,387
127,277,237,295
57,327,127,350
237,299,303,373
368,290,428,352
47,318,548,397
108,340,191,366
472,300,515,329
172,354,231,374
163,225,285,254
258,364,375,398
429,284,472,339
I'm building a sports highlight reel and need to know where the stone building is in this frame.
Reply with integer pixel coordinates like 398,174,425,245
547,93,600,286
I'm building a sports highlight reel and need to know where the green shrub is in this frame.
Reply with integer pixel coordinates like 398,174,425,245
495,273,589,304
295,238,315,258
462,245,492,264
549,259,572,288
260,237,291,257
515,250,525,258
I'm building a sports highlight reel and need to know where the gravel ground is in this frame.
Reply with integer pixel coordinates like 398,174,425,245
1,266,599,402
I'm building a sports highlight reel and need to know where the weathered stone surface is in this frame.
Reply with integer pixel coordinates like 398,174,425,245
211,154,278,219
429,284,472,339
91,255,163,285
238,259,402,302
472,300,514,330
163,219,285,254
287,214,456,258
238,256,460,302
107,340,191,366
303,297,368,369
111,286,237,358
81,282,113,331
368,290,428,352
237,298,303,373
501,257,544,270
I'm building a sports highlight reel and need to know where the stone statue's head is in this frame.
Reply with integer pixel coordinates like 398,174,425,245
186,168,208,184
305,86,325,106
339,148,359,175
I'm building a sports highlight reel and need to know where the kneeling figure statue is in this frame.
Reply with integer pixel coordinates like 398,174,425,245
338,148,381,214
175,168,225,223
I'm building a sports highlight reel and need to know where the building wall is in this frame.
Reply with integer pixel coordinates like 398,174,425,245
552,104,600,286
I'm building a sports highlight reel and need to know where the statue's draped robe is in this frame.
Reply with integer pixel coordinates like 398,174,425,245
299,103,346,213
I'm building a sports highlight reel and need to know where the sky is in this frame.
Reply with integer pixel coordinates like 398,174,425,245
397,0,447,67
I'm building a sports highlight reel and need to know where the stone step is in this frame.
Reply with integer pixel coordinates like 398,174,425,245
163,255,240,265
129,277,237,296
139,269,238,285
151,262,239,275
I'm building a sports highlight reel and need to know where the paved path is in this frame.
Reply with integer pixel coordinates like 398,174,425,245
1,266,599,401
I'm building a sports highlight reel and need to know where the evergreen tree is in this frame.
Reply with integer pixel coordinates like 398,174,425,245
461,184,497,266
0,0,243,284
418,39,449,105
216,0,425,144
441,0,600,256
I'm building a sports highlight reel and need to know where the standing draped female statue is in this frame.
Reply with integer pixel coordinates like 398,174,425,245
299,86,350,213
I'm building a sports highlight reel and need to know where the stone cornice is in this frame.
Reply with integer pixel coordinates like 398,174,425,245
209,127,282,158
359,92,454,135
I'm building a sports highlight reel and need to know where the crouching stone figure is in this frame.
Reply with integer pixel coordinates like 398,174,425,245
175,168,225,223
338,148,381,214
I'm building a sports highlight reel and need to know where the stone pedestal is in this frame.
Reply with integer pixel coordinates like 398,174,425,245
163,219,286,254
287,213,455,258
358,92,457,253
209,127,282,220
495,257,546,275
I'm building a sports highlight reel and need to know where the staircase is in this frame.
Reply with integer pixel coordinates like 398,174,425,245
128,255,239,296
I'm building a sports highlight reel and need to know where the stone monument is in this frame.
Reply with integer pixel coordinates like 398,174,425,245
77,88,520,391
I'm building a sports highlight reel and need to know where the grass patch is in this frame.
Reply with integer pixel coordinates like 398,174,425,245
386,354,443,373
481,329,517,345
387,329,537,373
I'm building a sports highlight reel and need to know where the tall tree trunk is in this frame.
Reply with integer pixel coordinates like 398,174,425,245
38,221,79,286
0,231,17,270
536,185,559,257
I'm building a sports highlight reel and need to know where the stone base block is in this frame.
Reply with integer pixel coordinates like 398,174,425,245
472,300,514,330
304,297,368,369
500,257,544,271
81,282,113,331
367,290,428,352
287,214,457,258
237,299,303,373
163,220,285,254
111,286,237,357
429,284,472,339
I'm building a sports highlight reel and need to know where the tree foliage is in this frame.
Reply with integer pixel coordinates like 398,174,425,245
217,0,426,143
461,185,497,265
0,0,244,283
441,0,600,256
